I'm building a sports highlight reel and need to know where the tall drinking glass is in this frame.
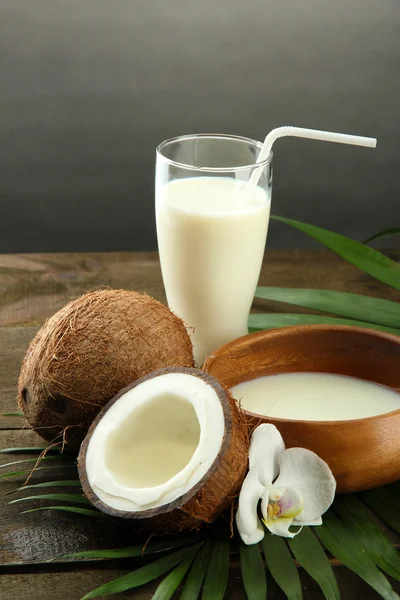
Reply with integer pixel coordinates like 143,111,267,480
155,134,273,366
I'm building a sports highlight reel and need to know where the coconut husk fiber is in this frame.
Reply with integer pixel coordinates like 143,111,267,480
78,367,249,530
18,290,194,449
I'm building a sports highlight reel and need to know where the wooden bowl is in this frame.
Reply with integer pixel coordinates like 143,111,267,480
203,325,400,493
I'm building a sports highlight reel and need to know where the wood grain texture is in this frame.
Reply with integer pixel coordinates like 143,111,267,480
0,250,399,328
1,561,400,600
0,430,134,566
0,568,167,600
204,325,400,493
0,327,39,428
1,249,398,426
0,252,166,327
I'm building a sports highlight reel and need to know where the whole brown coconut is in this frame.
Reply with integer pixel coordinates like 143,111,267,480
18,289,193,448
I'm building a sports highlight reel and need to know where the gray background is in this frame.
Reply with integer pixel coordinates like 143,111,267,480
0,0,399,253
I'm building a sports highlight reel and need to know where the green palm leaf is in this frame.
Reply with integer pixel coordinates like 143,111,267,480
248,313,400,336
316,511,398,599
333,496,400,580
152,545,200,600
180,538,213,600
9,493,90,505
240,542,267,600
80,545,201,599
0,456,71,469
22,506,102,518
254,287,400,329
0,447,62,454
1,411,24,418
387,481,400,495
60,536,203,561
0,466,74,480
364,228,400,244
6,480,81,496
288,528,340,600
360,487,400,535
271,216,400,290
262,534,302,599
202,535,230,600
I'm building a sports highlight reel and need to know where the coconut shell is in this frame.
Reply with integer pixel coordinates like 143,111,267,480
18,290,193,449
78,367,249,530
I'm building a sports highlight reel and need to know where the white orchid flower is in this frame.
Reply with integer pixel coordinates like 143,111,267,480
236,424,336,544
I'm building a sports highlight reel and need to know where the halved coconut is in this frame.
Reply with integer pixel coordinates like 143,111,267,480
78,367,248,530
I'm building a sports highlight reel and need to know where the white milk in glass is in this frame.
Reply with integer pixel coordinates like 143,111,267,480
231,372,400,421
156,177,271,365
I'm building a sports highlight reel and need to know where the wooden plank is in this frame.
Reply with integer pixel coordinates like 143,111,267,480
0,252,166,328
0,327,39,428
0,569,165,600
0,430,135,566
0,250,399,328
1,566,257,600
1,562,400,600
1,251,399,427
2,428,398,567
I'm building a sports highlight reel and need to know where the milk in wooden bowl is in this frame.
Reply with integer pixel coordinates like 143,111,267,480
203,325,400,493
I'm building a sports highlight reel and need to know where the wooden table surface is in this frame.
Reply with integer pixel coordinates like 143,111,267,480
1,249,400,600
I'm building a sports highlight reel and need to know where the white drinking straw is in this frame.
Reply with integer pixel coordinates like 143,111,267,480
248,126,377,190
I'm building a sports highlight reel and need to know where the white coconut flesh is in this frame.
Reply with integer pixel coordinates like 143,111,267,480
85,372,225,512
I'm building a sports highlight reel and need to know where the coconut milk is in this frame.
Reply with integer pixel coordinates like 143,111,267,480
156,177,271,365
231,372,400,421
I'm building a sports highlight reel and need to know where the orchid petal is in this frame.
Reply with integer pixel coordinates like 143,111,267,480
237,512,265,545
236,470,265,545
269,488,282,502
293,516,322,527
275,486,304,520
265,517,297,538
260,488,270,519
274,448,336,522
261,487,303,539
249,424,286,486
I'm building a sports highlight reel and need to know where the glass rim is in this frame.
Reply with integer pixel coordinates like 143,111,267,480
156,133,273,173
